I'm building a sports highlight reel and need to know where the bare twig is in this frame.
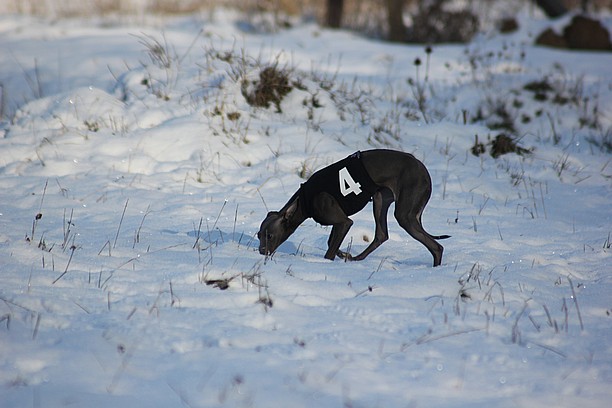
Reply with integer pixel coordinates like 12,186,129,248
62,208,74,251
232,203,239,239
539,183,547,219
32,313,41,340
29,180,48,242
52,245,77,284
404,327,483,349
192,217,203,249
133,205,151,248
0,314,10,330
211,199,228,232
113,199,129,249
529,341,567,358
368,257,387,280
511,301,529,344
567,276,584,331
98,240,112,256
497,223,504,241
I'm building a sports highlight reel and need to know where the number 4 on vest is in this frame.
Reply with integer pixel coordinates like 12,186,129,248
339,167,362,196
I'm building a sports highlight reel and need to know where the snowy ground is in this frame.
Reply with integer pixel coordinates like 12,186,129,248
1,7,611,408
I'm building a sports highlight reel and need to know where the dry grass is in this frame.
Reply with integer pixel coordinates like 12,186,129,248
2,0,611,20
0,0,316,17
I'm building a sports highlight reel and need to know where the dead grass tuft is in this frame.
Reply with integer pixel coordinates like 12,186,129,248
242,64,293,112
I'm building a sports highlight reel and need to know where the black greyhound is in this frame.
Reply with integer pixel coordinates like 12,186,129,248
257,149,450,266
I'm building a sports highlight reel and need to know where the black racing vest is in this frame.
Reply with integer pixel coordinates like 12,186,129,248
299,151,379,223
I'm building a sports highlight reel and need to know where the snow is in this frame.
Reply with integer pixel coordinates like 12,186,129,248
1,6,611,408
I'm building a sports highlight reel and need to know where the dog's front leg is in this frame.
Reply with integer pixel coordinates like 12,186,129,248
325,219,353,260
311,192,354,260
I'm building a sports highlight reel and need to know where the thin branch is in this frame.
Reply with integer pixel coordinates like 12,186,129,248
113,199,129,249
567,276,584,331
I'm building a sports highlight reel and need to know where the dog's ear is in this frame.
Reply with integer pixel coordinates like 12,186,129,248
283,199,298,221
266,211,279,218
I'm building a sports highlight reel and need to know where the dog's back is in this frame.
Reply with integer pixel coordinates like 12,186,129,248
360,149,432,199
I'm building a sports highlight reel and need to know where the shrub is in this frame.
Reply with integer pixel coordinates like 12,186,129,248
408,1,479,44
490,134,530,158
241,64,292,112
471,134,531,158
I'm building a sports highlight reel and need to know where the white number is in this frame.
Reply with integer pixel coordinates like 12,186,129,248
338,167,362,196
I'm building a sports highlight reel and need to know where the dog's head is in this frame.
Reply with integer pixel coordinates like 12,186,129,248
257,200,299,257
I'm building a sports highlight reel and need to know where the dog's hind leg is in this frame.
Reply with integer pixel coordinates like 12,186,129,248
394,193,444,267
349,188,395,261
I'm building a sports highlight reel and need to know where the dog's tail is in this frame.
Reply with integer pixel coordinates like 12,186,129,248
431,234,451,240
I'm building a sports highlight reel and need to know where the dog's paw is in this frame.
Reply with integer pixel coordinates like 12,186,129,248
337,250,354,261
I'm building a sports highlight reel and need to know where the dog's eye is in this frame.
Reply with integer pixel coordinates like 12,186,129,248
257,231,273,241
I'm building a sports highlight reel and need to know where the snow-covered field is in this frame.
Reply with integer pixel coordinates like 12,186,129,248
1,6,611,408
